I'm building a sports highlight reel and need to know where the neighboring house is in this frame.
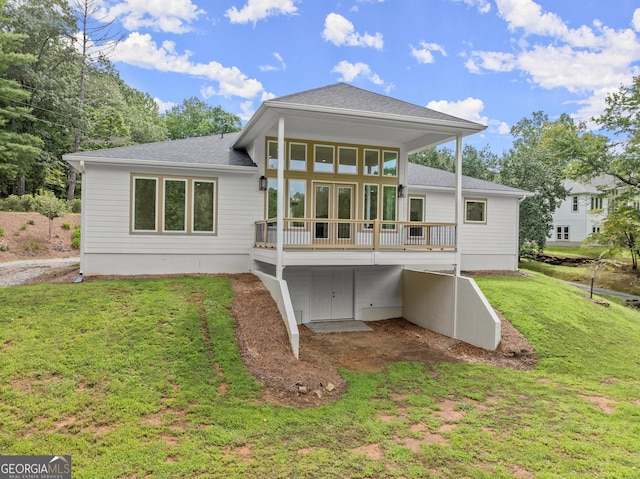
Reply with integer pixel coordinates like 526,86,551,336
64,83,530,357
549,176,615,246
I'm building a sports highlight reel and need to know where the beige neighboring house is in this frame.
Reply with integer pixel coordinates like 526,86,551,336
64,83,530,358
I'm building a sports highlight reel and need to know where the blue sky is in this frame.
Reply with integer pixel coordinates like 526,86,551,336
96,0,640,153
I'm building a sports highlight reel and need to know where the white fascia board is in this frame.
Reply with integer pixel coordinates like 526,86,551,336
62,155,257,174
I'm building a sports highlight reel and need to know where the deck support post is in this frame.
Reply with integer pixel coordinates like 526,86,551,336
453,133,463,339
276,116,285,280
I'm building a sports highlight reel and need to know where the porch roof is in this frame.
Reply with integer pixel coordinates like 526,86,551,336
233,83,487,153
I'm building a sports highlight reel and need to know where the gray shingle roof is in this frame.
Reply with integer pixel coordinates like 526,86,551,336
65,132,255,167
270,83,483,127
408,162,529,194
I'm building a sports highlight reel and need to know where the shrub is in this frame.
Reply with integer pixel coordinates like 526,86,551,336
27,219,35,225
0,241,8,252
0,194,34,212
71,225,81,249
69,198,81,213
0,227,4,237
32,191,70,239
61,222,71,230
19,224,27,231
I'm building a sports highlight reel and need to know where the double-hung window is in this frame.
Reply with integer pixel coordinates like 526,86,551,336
465,199,487,223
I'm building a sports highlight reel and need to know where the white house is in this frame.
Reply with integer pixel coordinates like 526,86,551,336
64,83,530,357
548,176,615,246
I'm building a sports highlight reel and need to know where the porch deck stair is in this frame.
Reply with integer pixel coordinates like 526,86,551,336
304,320,373,333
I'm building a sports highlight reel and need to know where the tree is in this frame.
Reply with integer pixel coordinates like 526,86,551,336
587,206,640,270
66,0,124,200
498,112,570,252
0,0,44,196
568,76,640,192
165,97,242,139
409,144,498,181
32,190,69,238
3,0,81,197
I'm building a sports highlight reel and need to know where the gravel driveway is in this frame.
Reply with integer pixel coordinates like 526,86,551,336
0,258,80,287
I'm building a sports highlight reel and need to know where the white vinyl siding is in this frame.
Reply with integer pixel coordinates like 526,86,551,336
80,164,261,275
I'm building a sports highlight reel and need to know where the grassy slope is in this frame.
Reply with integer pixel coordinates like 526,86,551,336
1,275,639,478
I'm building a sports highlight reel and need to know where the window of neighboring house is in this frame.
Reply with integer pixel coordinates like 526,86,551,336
338,146,357,174
382,150,397,176
289,143,306,171
314,145,334,173
163,179,187,232
132,176,217,234
591,196,603,210
465,199,487,223
364,149,379,175
633,201,640,211
267,140,279,169
288,179,306,227
133,177,158,232
571,196,579,212
592,226,601,233
556,226,570,241
267,178,278,219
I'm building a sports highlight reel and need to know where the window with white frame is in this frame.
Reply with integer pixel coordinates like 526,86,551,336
132,175,217,234
556,225,570,241
571,196,579,212
465,199,487,223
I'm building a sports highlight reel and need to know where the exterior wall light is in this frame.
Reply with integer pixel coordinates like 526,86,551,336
397,184,405,198
259,175,267,191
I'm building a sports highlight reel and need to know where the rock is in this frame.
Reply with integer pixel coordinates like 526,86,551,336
325,382,335,392
313,389,323,398
298,385,308,394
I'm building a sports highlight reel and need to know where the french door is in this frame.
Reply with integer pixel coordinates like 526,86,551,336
310,268,354,321
314,183,354,244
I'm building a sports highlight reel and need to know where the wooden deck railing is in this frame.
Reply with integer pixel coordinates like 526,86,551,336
254,218,456,250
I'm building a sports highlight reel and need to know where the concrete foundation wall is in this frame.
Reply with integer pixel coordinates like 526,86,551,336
402,270,500,350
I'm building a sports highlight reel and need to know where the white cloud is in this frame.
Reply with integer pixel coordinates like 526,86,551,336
331,60,384,85
410,41,447,64
633,8,640,32
154,97,176,113
112,32,264,99
448,0,491,14
322,13,384,50
465,0,640,121
101,0,205,34
259,52,286,72
426,97,510,134
225,0,299,24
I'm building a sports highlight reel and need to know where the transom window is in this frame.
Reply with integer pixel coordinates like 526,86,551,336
314,145,335,173
132,175,217,234
465,199,487,223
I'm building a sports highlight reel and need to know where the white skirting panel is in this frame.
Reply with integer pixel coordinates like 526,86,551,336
81,253,252,276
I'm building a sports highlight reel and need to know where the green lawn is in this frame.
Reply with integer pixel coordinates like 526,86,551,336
1,275,639,478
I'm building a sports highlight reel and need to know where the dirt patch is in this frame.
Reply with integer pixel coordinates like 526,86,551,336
0,212,79,262
230,273,536,408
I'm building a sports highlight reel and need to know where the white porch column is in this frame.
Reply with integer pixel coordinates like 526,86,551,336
276,116,285,280
453,133,463,339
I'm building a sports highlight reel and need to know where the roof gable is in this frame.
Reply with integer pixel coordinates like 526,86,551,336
270,83,481,127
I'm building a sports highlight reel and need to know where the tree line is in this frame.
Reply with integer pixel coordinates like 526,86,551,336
0,0,638,262
0,0,241,202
